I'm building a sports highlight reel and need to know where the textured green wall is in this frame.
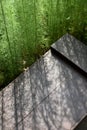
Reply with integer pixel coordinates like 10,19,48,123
0,0,87,88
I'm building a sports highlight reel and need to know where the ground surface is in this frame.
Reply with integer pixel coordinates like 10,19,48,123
0,34,87,130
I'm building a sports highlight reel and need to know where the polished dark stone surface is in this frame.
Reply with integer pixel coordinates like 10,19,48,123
0,34,87,130
51,34,87,74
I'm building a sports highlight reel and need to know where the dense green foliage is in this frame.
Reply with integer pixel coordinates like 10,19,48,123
0,0,87,88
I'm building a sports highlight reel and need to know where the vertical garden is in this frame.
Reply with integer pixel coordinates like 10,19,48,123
0,0,87,88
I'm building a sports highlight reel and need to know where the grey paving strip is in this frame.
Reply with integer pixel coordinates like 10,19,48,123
51,33,87,74
14,83,59,130
16,73,87,130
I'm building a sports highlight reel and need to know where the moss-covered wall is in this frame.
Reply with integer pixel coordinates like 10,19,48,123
0,0,87,88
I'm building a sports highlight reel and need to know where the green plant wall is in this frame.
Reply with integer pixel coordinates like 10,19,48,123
0,0,87,88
